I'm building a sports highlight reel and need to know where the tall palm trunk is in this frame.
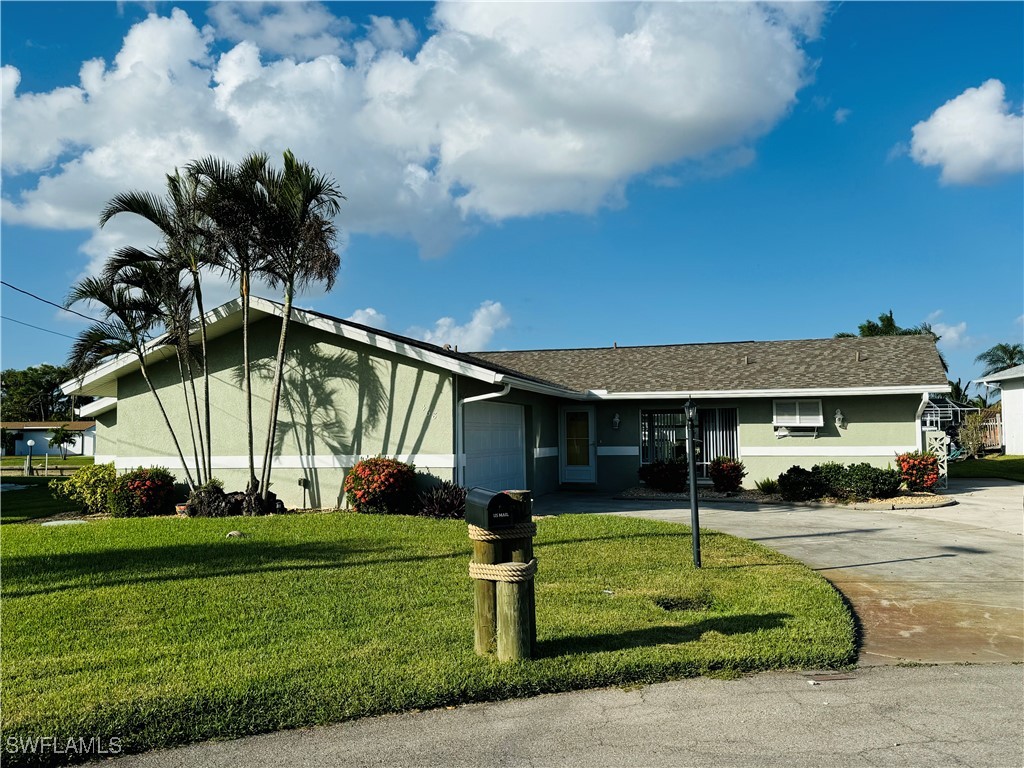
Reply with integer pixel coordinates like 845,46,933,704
185,355,207,485
192,272,213,481
241,272,258,496
259,281,294,500
138,357,196,491
174,350,204,485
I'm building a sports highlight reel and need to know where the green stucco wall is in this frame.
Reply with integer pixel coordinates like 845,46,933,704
103,317,455,508
588,395,922,492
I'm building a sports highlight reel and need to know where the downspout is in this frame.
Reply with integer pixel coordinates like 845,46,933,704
456,378,512,486
915,392,930,452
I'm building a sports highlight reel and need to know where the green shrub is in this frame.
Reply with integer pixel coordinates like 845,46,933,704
344,457,417,514
754,477,779,494
896,451,940,491
638,458,689,492
778,466,824,502
843,463,901,501
957,413,987,458
812,462,848,499
417,481,467,519
709,456,746,493
108,467,177,518
49,462,116,514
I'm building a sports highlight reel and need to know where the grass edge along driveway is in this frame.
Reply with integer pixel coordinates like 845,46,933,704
1,513,855,767
948,454,1024,483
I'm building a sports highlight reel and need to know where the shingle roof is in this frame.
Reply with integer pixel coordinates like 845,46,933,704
469,335,948,394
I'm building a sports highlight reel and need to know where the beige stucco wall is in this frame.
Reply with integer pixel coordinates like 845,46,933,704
104,317,455,508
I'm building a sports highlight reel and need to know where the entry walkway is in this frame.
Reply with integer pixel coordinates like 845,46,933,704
534,479,1024,665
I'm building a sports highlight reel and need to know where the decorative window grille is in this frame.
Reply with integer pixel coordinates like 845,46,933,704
640,408,739,479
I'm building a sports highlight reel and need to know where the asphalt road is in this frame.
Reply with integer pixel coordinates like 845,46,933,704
106,665,1024,768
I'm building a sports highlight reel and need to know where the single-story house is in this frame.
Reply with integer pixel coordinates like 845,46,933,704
976,364,1023,455
62,297,949,508
0,421,96,457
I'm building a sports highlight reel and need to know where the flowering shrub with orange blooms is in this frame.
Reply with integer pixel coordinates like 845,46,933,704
896,451,940,491
344,457,417,515
108,467,178,517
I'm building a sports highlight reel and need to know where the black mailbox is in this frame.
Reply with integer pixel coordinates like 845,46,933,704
466,487,518,529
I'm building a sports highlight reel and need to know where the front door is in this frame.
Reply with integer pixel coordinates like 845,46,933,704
561,406,596,483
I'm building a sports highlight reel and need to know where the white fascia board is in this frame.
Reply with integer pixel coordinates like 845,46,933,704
975,364,1024,384
587,384,946,400
78,397,117,417
493,374,586,400
62,295,558,397
61,297,251,396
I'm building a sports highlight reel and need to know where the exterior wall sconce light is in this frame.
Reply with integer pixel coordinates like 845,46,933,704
612,413,621,430
835,409,845,429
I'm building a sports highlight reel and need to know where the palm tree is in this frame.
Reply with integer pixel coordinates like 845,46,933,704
104,248,207,484
65,276,197,491
189,153,271,506
836,310,948,372
99,171,216,480
256,150,344,501
975,343,1024,377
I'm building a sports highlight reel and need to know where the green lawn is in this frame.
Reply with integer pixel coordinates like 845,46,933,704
1,455,94,469
1,513,854,766
949,454,1024,483
0,476,82,524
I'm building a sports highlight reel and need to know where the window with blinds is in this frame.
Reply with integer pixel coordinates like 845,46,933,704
640,408,739,479
772,399,824,427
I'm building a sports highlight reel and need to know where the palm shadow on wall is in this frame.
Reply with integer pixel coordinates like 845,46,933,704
238,345,388,508
238,342,449,508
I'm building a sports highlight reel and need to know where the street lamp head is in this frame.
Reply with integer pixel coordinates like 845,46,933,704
683,400,698,423
26,440,35,448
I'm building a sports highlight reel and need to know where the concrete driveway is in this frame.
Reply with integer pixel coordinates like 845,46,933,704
534,478,1024,665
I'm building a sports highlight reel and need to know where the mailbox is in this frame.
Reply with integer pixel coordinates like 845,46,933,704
466,487,519,529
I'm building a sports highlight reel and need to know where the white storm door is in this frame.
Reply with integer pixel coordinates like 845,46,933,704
560,406,596,483
463,402,526,491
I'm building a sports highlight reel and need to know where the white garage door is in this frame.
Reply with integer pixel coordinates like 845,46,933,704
464,402,526,491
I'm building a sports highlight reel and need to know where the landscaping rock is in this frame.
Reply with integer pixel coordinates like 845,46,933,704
225,530,247,538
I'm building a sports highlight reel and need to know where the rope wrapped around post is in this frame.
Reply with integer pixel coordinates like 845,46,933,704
469,558,537,583
468,522,536,541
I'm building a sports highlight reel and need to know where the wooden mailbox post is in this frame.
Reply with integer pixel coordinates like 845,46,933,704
466,488,537,661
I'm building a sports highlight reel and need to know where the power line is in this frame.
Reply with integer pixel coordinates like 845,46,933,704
0,315,78,340
0,280,97,322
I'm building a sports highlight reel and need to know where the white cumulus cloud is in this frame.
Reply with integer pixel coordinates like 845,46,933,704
926,310,972,349
910,79,1024,185
2,2,821,263
346,307,389,329
207,2,354,60
407,301,510,351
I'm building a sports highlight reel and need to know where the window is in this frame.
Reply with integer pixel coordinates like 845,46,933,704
641,408,739,478
772,399,823,427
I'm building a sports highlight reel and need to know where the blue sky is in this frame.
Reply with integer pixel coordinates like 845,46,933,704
1,2,1022,394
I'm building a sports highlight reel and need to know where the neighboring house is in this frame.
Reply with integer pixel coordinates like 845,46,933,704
976,365,1024,455
61,297,949,508
0,421,96,457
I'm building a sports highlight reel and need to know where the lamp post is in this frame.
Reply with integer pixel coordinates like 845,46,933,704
683,400,701,568
25,439,36,477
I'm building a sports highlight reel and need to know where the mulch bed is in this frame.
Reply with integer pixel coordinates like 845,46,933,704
618,486,953,509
